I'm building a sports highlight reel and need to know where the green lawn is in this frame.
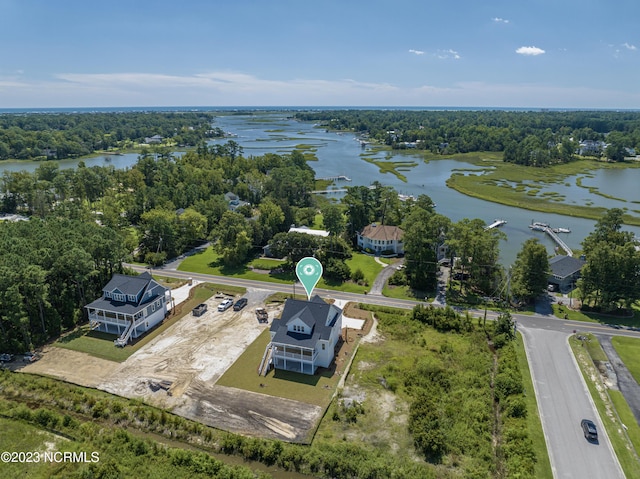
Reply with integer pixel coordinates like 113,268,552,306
216,329,339,407
553,303,640,327
611,336,640,384
382,284,433,301
179,247,384,294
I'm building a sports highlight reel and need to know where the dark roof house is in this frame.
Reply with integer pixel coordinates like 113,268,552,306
85,272,169,346
262,295,342,375
548,255,586,292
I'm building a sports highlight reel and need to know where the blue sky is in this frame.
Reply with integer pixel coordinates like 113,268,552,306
1,0,639,108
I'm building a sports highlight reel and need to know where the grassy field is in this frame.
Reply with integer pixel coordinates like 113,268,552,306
55,282,227,362
611,336,640,383
569,334,640,478
178,247,384,294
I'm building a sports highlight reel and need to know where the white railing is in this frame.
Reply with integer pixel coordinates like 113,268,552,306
114,322,135,347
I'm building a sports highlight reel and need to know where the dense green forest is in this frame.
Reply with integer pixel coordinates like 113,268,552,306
295,110,640,166
0,112,222,160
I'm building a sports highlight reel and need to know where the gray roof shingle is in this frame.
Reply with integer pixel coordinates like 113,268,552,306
549,255,585,279
270,295,341,348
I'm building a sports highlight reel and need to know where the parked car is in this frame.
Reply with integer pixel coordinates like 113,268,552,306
23,352,40,362
581,419,598,442
217,298,233,312
233,298,248,311
0,353,13,362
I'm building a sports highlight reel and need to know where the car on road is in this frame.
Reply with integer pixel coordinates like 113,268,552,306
217,298,233,312
23,352,40,362
581,419,598,442
233,297,248,311
0,353,13,362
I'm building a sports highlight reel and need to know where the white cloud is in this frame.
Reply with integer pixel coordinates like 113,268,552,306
437,49,460,60
516,46,545,56
493,17,509,24
623,42,637,51
408,49,424,55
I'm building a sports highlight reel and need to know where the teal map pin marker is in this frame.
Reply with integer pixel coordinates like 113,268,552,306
296,257,323,300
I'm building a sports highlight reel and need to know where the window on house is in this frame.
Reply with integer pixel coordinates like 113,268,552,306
322,343,326,350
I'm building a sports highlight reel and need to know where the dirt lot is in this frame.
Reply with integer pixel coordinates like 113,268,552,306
17,288,372,443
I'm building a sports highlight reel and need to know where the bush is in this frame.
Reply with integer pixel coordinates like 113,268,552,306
388,269,406,286
351,268,365,284
324,258,351,281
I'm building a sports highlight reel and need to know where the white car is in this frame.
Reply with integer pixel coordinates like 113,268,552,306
217,298,233,312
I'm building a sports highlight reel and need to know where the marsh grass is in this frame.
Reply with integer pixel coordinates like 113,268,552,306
444,156,640,225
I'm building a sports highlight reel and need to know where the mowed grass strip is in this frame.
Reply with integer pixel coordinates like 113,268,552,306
215,329,338,408
611,336,640,384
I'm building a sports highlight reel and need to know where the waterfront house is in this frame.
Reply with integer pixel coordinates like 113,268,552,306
85,272,170,346
144,135,164,144
262,296,342,375
548,255,586,292
357,223,404,256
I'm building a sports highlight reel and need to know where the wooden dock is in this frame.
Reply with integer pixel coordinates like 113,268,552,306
317,175,352,182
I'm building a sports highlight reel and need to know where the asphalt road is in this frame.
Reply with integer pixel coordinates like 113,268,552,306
519,327,624,478
132,263,639,477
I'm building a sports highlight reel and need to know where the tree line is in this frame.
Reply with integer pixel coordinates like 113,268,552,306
0,111,222,160
295,109,640,166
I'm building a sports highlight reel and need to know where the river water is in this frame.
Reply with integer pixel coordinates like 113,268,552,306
2,112,639,265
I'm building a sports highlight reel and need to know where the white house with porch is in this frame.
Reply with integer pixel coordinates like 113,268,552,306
357,223,404,255
260,296,342,376
85,272,169,347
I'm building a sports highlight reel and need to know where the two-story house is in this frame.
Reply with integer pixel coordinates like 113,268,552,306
357,223,404,256
85,272,170,347
261,296,342,375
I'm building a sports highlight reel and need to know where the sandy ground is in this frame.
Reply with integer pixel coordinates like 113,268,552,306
20,347,120,388
16,288,372,443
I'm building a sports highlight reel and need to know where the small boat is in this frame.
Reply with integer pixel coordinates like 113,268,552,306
529,222,547,231
553,227,571,234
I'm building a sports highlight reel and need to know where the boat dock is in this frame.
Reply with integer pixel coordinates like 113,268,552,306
311,189,348,194
317,175,352,182
485,219,507,230
529,222,573,256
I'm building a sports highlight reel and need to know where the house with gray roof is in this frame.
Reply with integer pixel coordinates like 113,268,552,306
548,255,586,292
261,296,342,375
85,272,169,347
